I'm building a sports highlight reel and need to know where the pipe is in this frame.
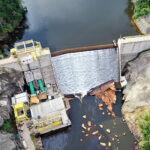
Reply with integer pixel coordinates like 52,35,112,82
37,79,45,92
28,81,35,95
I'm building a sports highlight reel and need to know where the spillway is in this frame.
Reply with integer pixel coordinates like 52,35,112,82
51,47,119,95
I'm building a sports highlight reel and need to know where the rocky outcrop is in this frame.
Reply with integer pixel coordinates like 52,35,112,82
0,131,23,150
122,50,150,142
90,80,116,112
135,14,150,34
0,67,24,122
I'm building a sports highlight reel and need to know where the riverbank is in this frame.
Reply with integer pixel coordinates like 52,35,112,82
131,0,150,34
122,49,150,148
0,0,27,54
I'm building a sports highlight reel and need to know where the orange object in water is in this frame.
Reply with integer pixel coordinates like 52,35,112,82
88,121,91,127
92,130,99,135
82,115,86,119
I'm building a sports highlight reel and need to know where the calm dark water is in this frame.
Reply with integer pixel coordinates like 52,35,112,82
42,92,136,150
19,0,138,52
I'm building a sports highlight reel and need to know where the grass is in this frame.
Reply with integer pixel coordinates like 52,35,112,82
138,110,150,150
0,119,13,133
133,0,150,19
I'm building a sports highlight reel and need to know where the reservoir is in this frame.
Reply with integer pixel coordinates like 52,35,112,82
16,0,138,149
20,0,138,52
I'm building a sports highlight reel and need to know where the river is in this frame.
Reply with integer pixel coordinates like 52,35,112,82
18,0,137,149
18,0,138,52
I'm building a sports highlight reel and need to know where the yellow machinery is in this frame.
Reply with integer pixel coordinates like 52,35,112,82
14,102,30,124
10,40,42,61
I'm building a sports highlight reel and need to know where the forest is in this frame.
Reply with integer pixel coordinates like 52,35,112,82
0,0,26,34
133,0,150,19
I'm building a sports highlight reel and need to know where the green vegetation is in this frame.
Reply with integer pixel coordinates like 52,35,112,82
0,0,27,34
133,0,150,19
0,119,13,133
138,110,150,150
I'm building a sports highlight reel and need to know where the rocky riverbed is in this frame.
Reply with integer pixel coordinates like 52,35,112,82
122,50,150,144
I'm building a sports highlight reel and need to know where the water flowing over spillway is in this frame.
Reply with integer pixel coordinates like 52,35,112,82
52,48,119,95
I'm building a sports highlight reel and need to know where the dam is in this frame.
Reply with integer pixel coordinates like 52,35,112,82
51,44,119,95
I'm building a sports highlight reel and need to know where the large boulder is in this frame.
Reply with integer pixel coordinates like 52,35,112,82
0,131,16,150
122,50,150,142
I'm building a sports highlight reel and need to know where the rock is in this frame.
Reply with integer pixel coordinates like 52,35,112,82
100,142,106,146
0,115,4,127
122,51,150,141
106,129,111,133
92,130,99,135
0,131,17,150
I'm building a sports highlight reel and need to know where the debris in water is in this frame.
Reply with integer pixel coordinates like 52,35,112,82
82,115,86,119
106,129,111,133
81,123,87,130
80,139,83,142
82,130,85,133
98,104,103,107
99,124,103,128
122,132,126,136
89,80,116,113
108,142,111,147
98,135,102,140
111,137,115,141
88,127,90,131
100,142,106,146
85,134,89,137
99,107,103,111
92,130,99,135
102,112,105,115
115,134,118,138
88,121,91,127
113,120,117,126
108,112,111,115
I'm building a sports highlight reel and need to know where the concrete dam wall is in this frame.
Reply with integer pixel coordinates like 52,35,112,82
118,35,150,70
51,46,119,95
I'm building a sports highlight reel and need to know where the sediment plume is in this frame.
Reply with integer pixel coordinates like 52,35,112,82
89,80,116,113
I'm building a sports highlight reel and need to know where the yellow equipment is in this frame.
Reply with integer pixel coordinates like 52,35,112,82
30,96,39,104
14,102,30,124
10,48,17,57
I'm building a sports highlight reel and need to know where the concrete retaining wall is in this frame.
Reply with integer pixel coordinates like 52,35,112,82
118,35,150,70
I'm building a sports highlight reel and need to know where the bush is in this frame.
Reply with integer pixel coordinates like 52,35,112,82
0,0,26,34
0,119,13,133
138,110,150,150
133,0,150,19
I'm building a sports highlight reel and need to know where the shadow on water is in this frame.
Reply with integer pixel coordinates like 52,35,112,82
42,92,136,150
